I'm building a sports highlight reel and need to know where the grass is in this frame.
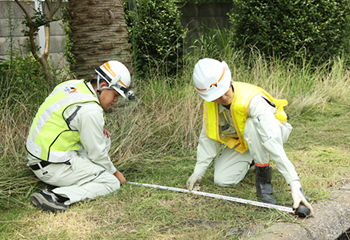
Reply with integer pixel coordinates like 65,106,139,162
1,51,350,239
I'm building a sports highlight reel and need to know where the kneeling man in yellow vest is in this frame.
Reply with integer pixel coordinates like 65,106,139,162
187,58,313,214
26,60,134,212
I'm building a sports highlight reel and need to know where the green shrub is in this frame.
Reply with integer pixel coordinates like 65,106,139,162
229,0,350,64
123,0,185,79
179,0,232,4
190,27,234,60
0,54,56,108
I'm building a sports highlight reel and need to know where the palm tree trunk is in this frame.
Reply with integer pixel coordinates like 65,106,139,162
69,0,133,80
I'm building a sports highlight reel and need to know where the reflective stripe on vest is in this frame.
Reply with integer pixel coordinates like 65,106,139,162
26,80,99,162
203,82,288,153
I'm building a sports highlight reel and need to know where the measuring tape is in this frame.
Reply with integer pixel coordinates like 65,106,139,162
128,182,294,213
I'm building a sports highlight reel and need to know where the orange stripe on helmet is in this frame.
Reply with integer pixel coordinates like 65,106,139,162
119,80,127,87
218,68,225,82
195,68,225,92
103,62,117,78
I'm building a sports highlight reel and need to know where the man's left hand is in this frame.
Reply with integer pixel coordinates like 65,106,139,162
114,170,126,184
103,128,111,138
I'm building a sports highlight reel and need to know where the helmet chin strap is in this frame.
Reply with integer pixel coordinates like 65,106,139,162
96,74,135,101
96,75,102,101
96,75,113,101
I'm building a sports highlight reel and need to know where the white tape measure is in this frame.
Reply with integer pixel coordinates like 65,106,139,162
128,182,294,213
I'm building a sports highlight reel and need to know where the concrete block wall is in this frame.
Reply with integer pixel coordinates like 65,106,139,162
0,1,67,68
0,1,234,67
0,1,35,59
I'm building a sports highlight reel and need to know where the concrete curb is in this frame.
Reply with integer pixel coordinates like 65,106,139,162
248,183,350,240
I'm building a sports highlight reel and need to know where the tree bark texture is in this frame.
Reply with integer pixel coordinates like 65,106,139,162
70,0,132,80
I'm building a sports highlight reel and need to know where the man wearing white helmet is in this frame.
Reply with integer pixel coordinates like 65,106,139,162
26,60,134,212
187,58,313,214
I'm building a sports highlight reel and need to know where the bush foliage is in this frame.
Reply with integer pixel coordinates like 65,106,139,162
229,0,350,63
123,0,185,79
179,0,232,4
0,54,55,107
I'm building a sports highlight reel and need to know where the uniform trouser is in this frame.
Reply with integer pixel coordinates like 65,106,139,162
214,117,294,187
29,134,120,205
30,155,120,205
31,156,120,205
213,147,252,187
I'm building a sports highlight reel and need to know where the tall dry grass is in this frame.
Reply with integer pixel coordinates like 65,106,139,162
1,49,350,209
108,78,203,167
0,75,39,208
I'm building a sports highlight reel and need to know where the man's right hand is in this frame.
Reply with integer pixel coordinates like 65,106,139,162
187,173,202,191
114,170,126,184
290,180,314,215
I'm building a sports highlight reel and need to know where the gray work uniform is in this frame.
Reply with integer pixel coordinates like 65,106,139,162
27,82,120,205
193,94,299,187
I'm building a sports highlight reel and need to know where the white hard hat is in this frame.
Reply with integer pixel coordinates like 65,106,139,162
95,60,134,99
193,58,231,102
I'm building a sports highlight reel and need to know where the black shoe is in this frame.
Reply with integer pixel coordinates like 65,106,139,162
30,189,67,212
255,165,278,205
258,193,278,205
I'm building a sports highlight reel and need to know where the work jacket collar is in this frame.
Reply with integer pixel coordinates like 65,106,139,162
86,81,100,104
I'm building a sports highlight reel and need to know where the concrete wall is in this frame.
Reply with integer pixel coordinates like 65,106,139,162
0,1,66,68
0,1,233,66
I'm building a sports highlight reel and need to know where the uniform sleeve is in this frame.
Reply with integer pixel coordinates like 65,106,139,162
194,122,222,176
247,95,299,184
68,103,117,174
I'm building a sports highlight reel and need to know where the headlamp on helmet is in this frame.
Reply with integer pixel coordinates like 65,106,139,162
95,61,135,101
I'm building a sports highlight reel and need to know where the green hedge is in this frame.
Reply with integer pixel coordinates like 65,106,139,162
229,0,350,63
123,0,185,79
176,0,233,4
0,54,56,108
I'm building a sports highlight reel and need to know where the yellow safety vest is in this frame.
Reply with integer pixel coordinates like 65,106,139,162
26,80,99,162
203,82,288,153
